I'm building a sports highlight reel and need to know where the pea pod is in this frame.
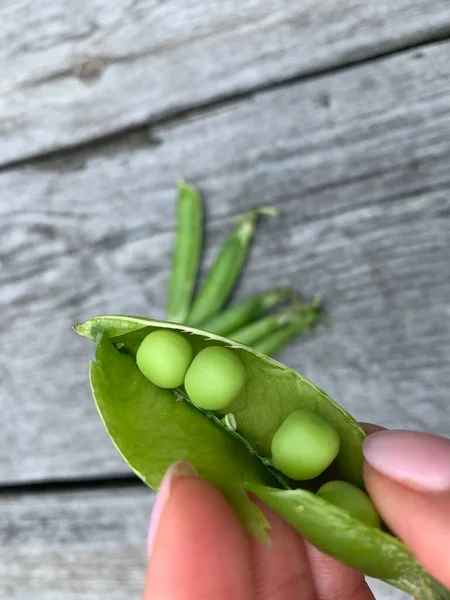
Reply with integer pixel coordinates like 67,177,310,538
186,207,277,326
75,315,449,600
247,484,449,599
253,299,324,355
229,307,299,346
199,287,295,336
166,181,203,323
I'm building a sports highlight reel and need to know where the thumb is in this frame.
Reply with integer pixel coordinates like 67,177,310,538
363,430,450,590
143,461,253,600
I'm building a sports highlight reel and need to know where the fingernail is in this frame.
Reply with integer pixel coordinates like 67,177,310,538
147,461,198,556
363,430,450,492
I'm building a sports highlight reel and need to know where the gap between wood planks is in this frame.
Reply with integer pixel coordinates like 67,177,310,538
0,473,143,497
1,30,450,175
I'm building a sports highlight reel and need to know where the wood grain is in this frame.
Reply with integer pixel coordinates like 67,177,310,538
0,485,408,599
1,41,450,484
0,485,150,600
2,0,450,165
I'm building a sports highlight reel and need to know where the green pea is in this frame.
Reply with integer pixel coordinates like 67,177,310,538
317,480,381,529
271,409,340,480
136,330,193,389
184,346,247,410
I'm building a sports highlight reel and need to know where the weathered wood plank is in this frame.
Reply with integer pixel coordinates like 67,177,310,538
2,0,450,165
1,41,450,484
0,486,407,599
0,486,150,600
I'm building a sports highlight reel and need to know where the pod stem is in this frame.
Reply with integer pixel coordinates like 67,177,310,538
235,205,278,229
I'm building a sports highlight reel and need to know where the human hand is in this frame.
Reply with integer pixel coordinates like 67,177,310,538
143,426,450,599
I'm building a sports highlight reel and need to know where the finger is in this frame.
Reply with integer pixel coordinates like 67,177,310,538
363,430,450,589
249,495,316,600
302,422,380,600
144,461,254,600
306,544,375,600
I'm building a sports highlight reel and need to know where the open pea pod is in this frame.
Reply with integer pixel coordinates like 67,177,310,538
75,315,449,600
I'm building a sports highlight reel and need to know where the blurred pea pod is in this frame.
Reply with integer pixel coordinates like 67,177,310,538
75,315,450,600
200,287,295,336
228,297,323,351
166,181,203,323
229,304,301,346
186,207,277,326
252,297,325,356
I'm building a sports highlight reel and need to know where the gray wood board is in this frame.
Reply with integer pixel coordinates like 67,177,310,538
1,41,450,484
0,486,151,600
0,486,408,600
2,0,450,165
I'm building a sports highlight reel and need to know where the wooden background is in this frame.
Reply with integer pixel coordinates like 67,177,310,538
1,1,450,598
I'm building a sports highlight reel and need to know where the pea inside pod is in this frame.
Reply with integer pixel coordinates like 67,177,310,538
184,346,247,410
136,329,193,388
271,409,340,480
317,480,381,529
76,315,449,600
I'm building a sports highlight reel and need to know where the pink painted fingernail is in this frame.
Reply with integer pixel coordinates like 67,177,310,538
363,430,450,492
147,461,198,556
